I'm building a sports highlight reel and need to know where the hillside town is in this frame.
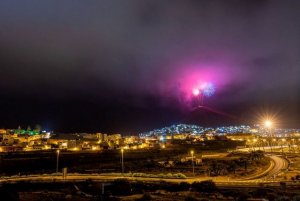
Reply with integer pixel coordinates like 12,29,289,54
1,124,300,153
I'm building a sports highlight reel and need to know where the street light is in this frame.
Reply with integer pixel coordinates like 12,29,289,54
190,150,195,176
264,120,273,152
272,138,276,145
281,138,286,154
264,120,272,128
253,139,258,151
56,150,60,173
262,139,266,151
121,148,124,174
291,139,296,153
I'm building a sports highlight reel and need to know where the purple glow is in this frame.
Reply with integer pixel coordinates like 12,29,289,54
201,83,215,97
155,60,243,108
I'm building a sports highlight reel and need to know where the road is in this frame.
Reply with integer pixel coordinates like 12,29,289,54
264,155,289,180
234,154,288,182
0,155,289,186
237,146,288,152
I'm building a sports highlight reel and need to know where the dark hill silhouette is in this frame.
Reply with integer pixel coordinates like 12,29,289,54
185,106,244,127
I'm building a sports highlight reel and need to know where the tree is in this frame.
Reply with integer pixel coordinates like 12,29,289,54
0,186,20,201
35,124,42,132
179,182,190,191
292,196,300,201
185,196,198,201
210,161,227,176
237,192,250,201
275,196,291,201
239,157,248,171
280,182,286,190
191,180,217,193
227,160,238,174
249,151,264,161
132,181,146,194
112,179,132,195
136,193,152,201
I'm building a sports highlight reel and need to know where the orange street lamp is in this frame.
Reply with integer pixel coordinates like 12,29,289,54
121,149,124,174
191,150,195,176
56,150,60,173
264,120,272,128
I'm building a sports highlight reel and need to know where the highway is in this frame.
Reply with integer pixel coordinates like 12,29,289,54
264,155,289,180
235,155,289,181
0,155,289,186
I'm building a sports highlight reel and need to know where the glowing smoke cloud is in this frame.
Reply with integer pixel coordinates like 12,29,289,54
161,66,227,108
192,88,200,96
201,83,215,97
191,82,215,107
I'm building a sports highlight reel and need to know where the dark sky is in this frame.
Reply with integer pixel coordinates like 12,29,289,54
0,0,299,134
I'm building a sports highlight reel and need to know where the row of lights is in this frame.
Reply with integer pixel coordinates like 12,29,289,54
53,120,273,175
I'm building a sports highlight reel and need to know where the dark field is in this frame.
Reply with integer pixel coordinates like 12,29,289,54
1,179,300,201
0,140,244,175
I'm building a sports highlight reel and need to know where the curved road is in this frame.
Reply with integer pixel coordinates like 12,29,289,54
264,155,289,180
0,155,289,186
235,155,288,182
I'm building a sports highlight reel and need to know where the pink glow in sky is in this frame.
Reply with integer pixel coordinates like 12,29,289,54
178,68,225,92
143,50,250,106
172,65,230,100
192,88,200,96
156,60,243,107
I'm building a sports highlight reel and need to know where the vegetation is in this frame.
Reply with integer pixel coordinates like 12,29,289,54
111,179,132,195
2,179,300,201
136,193,152,201
204,150,267,176
191,180,217,193
101,172,187,179
0,140,245,175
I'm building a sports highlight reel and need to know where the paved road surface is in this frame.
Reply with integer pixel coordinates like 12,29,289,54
264,155,289,180
0,155,289,186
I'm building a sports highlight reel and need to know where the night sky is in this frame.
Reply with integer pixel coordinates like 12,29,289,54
0,0,300,134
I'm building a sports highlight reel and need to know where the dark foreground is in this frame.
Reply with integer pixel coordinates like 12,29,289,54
1,179,300,201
